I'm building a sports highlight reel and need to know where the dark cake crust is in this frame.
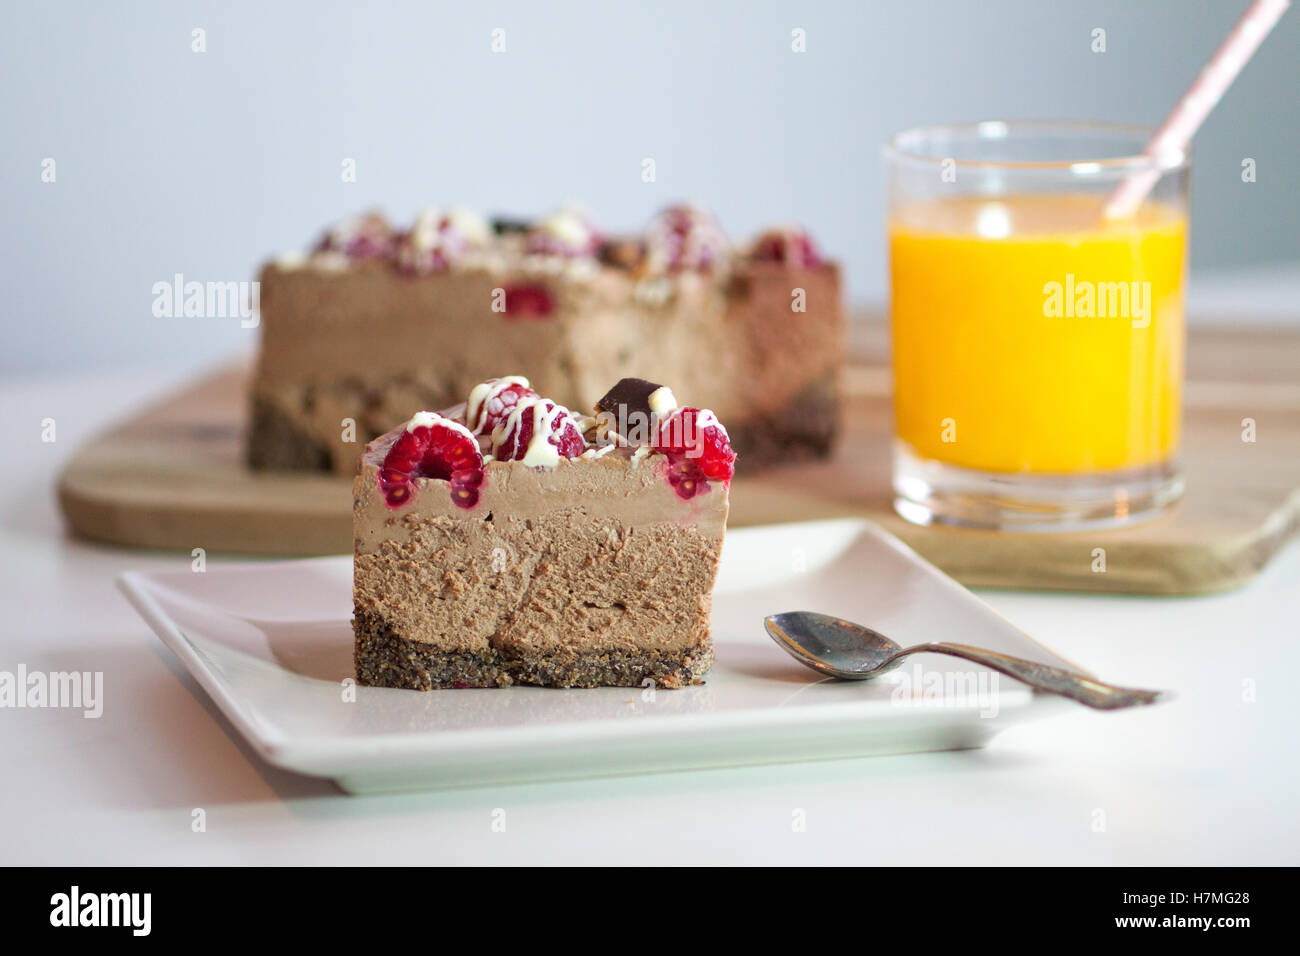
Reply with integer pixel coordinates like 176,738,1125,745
247,393,331,472
724,378,839,465
354,609,712,690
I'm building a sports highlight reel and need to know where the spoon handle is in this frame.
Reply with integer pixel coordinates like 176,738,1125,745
899,643,1166,710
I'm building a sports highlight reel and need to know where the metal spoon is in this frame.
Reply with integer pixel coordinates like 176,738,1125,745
764,611,1167,711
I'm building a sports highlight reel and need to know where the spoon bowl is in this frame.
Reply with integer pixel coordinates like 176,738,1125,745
764,611,904,679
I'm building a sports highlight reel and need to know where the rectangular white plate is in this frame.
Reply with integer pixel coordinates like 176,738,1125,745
119,518,1075,794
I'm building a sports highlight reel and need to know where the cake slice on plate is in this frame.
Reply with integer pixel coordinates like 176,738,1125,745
352,375,735,690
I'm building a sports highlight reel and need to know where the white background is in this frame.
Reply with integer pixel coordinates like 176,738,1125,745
3,0,1299,374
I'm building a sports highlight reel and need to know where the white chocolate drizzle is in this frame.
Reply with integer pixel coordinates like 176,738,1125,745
402,410,477,446
537,209,593,249
398,207,492,274
492,396,577,468
466,375,531,434
274,250,308,271
405,410,439,432
442,206,491,247
311,251,350,272
403,209,445,256
694,408,723,434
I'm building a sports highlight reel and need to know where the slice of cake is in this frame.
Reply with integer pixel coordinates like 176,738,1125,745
352,375,735,690
251,204,841,474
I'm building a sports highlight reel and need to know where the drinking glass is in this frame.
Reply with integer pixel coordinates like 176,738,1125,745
885,120,1190,530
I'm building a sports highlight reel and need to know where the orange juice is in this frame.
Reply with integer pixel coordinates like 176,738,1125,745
890,194,1186,474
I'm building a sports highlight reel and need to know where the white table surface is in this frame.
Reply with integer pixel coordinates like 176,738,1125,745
5,302,1299,866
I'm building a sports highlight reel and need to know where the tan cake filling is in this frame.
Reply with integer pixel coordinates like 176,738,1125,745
353,445,729,689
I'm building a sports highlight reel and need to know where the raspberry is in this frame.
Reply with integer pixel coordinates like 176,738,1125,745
646,204,729,273
655,408,736,481
664,458,710,501
315,212,395,261
493,399,586,464
379,414,485,509
395,208,489,275
396,231,463,274
396,215,462,275
502,283,556,319
751,227,821,268
466,378,539,435
654,407,736,498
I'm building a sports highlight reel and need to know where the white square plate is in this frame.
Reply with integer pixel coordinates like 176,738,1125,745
118,519,1075,793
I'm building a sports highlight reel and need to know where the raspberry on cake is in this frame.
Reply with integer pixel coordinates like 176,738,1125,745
394,207,490,275
352,376,735,690
750,225,822,268
645,204,730,272
249,202,842,474
314,210,395,261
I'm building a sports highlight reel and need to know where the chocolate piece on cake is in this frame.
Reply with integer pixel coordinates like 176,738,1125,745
249,204,842,475
352,376,735,690
595,377,671,419
594,377,679,445
489,216,532,236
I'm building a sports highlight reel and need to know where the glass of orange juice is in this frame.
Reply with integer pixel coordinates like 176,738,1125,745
885,120,1190,530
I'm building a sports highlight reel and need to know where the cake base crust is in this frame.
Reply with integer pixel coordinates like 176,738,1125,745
354,609,712,690
248,393,331,472
725,378,839,464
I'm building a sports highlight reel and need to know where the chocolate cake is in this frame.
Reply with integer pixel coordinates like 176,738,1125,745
251,205,842,474
353,375,734,690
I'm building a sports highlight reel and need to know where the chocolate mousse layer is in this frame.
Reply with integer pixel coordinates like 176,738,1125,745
353,447,728,690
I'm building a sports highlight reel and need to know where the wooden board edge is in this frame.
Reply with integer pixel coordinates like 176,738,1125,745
885,494,1299,596
57,479,353,556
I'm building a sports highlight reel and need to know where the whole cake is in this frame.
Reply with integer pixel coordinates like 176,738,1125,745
251,204,842,474
353,375,734,690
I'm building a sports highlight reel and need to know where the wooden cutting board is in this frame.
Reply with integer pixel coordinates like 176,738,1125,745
59,321,1300,594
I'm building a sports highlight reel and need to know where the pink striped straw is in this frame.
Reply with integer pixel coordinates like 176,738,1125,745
1104,0,1290,219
